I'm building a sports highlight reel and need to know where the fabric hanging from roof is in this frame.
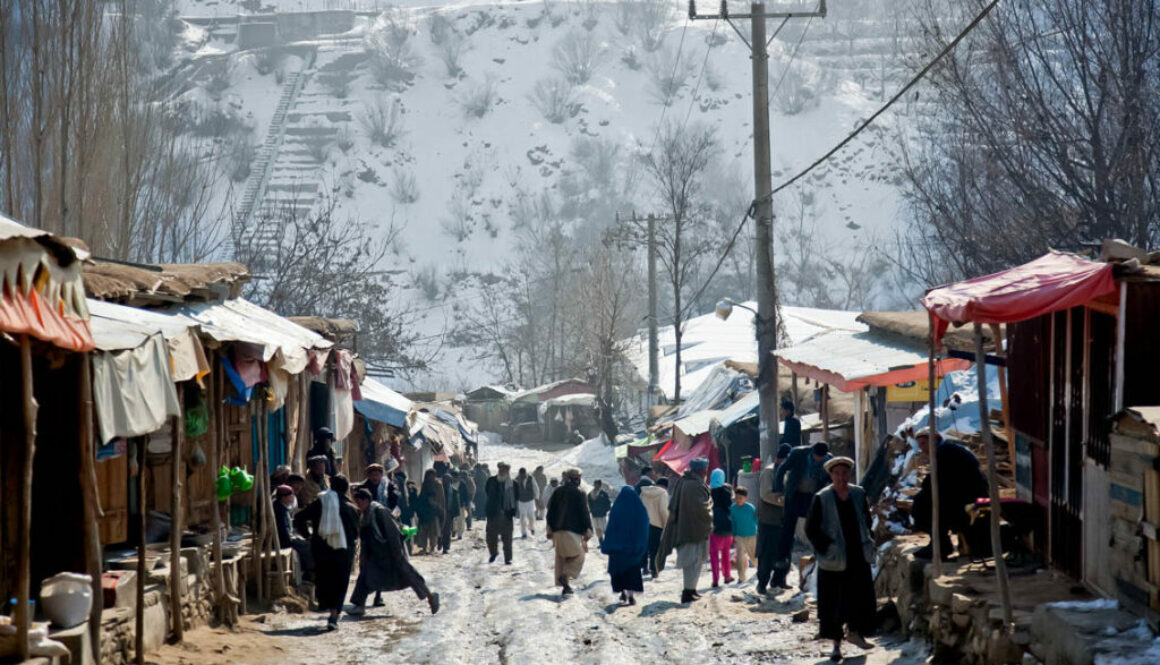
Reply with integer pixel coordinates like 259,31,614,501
92,332,181,443
87,298,209,383
921,251,1116,343
0,228,93,351
653,432,721,476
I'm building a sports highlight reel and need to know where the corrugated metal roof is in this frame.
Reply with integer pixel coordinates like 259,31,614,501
173,298,331,374
672,409,725,438
713,391,760,431
776,329,930,392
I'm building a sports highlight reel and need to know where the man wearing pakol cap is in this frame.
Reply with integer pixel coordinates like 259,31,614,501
485,462,519,564
656,457,714,604
805,456,876,660
546,468,593,597
309,426,339,477
360,461,400,511
347,488,440,617
299,455,330,509
773,441,833,584
756,444,792,594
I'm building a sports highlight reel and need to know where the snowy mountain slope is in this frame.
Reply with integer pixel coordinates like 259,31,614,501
174,0,919,388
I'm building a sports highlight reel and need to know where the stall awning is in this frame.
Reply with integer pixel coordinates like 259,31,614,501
91,332,181,443
355,377,413,429
88,299,209,383
173,297,332,375
776,329,970,392
922,251,1116,343
0,216,93,351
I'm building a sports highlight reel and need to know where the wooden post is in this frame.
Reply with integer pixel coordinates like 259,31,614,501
791,371,800,416
991,323,1016,466
821,384,830,443
262,402,287,597
169,390,185,642
135,435,146,665
928,313,944,575
975,323,1014,625
79,355,105,664
209,364,229,625
17,335,38,663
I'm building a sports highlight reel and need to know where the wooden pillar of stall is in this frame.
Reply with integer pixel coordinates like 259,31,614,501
928,313,944,575
16,335,37,662
79,356,104,663
820,384,830,444
135,434,146,665
209,361,232,625
974,323,1013,625
991,324,1015,465
169,390,185,642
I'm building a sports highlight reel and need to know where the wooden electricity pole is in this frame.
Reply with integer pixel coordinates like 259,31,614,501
647,212,659,422
689,0,826,463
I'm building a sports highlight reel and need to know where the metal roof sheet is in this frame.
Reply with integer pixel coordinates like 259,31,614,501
672,409,726,438
775,329,932,392
88,298,200,351
173,297,332,374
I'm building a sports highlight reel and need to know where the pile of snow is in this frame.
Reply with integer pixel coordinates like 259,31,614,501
553,433,622,490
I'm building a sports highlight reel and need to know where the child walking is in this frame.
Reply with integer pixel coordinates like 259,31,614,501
730,487,759,583
709,469,735,587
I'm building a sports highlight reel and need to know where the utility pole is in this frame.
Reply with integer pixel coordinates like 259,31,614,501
689,0,825,463
647,212,659,424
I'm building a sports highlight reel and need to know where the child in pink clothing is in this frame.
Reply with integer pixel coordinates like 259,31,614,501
708,469,735,587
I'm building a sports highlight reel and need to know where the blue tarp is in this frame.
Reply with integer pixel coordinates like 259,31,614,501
354,377,413,428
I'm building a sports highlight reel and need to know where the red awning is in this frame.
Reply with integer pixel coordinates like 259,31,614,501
0,281,94,352
653,432,721,475
921,251,1116,343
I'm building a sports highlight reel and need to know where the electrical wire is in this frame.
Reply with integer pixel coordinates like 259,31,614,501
679,16,720,131
767,0,1001,198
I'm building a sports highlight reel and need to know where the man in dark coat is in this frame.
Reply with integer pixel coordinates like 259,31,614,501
274,485,314,580
756,444,790,594
440,465,460,553
308,427,339,477
473,464,490,520
485,462,519,564
773,441,832,579
587,479,613,546
460,468,477,531
416,470,445,555
359,462,399,511
546,468,593,597
293,475,359,630
779,399,802,448
911,428,989,560
347,489,440,616
656,458,713,604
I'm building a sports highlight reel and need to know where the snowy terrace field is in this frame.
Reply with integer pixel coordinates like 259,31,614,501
173,0,921,388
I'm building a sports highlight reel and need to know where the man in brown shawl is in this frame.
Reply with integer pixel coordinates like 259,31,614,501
546,468,593,597
656,457,713,603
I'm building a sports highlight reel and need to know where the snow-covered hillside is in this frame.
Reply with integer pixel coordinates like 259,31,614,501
173,0,918,389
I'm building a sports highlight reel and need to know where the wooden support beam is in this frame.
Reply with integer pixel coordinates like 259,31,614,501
975,322,1014,626
17,335,37,663
928,313,944,575
135,434,146,665
79,355,104,664
169,390,185,642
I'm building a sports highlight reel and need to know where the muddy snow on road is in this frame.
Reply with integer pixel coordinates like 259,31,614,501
154,439,929,665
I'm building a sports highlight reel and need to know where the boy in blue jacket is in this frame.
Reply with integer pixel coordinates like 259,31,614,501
730,487,759,584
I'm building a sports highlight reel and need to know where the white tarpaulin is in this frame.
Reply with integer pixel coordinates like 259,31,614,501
88,298,209,383
92,332,181,443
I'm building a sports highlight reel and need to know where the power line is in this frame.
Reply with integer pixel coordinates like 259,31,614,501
680,17,719,131
768,0,1000,198
768,15,814,101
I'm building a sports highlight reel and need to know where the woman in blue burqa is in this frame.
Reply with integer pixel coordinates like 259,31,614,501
601,487,650,606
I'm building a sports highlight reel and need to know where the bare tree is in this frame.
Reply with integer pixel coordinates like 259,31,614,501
627,121,721,402
235,185,425,372
529,78,579,124
360,94,406,147
552,29,603,85
898,0,1160,282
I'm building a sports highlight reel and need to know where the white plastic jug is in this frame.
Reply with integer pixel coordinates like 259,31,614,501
39,572,93,629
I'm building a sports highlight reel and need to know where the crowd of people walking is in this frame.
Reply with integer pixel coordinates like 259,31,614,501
279,420,891,661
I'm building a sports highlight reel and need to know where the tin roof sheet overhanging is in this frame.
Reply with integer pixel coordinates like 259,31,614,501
88,298,200,351
355,376,414,429
775,329,958,392
174,298,332,374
